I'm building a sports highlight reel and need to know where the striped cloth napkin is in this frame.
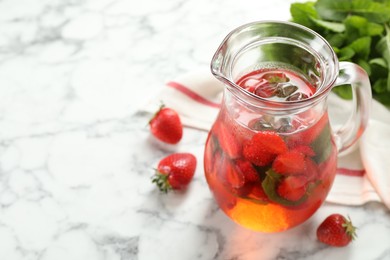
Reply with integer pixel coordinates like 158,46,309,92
145,68,390,209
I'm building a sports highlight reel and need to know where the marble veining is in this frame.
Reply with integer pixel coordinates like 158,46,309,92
0,0,389,259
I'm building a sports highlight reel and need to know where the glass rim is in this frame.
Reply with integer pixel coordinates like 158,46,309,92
211,20,339,110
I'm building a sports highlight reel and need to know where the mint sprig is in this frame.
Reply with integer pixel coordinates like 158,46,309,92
290,0,390,107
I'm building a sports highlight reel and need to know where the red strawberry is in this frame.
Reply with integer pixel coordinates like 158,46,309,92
235,182,255,197
293,145,316,157
149,105,183,144
273,151,306,175
249,183,269,201
234,181,268,202
217,125,242,159
211,169,237,210
225,160,245,189
287,113,329,146
152,153,197,192
205,132,223,175
212,150,223,176
277,175,308,201
317,214,357,247
243,131,287,166
235,159,260,183
304,157,319,181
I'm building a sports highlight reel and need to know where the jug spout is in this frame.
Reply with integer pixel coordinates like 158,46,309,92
210,44,235,88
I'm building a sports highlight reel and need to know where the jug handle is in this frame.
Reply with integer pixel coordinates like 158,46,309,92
332,61,372,154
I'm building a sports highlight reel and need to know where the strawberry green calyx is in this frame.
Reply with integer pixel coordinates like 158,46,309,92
343,216,358,240
148,103,165,125
152,171,172,193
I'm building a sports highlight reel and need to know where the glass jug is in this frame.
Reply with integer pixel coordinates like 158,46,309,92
204,21,371,232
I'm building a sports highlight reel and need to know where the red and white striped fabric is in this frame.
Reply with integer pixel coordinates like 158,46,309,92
145,68,390,209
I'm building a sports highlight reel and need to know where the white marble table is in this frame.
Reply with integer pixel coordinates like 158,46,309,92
0,0,389,259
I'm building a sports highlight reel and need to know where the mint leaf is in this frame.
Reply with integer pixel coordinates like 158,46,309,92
344,15,384,40
315,0,352,22
326,33,346,48
315,0,390,23
310,18,346,32
370,58,389,84
374,92,390,105
332,84,353,99
344,15,368,40
337,47,355,61
373,78,388,93
311,123,332,164
367,22,385,36
290,2,319,28
376,25,390,91
351,0,390,23
369,57,388,68
261,169,308,207
290,0,390,107
348,36,372,60
374,0,390,4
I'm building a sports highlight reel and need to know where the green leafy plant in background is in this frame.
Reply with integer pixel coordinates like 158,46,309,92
290,0,390,107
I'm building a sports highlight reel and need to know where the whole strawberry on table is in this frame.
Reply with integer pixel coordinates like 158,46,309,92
317,213,357,247
152,153,197,193
149,104,183,144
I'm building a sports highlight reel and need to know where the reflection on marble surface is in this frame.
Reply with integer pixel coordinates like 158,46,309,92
0,0,389,259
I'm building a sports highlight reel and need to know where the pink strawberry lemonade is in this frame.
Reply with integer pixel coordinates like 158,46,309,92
204,68,337,232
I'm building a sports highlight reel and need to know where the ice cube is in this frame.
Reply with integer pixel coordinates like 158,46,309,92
277,119,295,133
243,79,260,88
253,82,278,98
248,116,296,133
276,83,298,98
286,92,309,101
239,78,266,93
274,117,296,133
248,116,274,131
